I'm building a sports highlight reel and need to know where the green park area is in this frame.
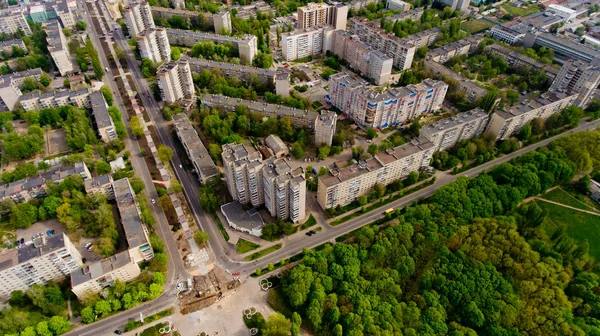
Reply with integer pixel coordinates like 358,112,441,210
462,19,496,33
235,238,261,254
501,3,540,17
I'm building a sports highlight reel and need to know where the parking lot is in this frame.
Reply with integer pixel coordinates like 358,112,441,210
16,219,66,244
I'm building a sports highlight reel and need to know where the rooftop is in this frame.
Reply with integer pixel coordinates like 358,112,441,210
172,114,219,180
221,201,264,232
70,250,134,287
0,233,69,272
423,108,487,133
84,174,112,191
201,94,318,121
265,134,287,155
495,90,576,120
45,20,66,54
316,110,337,127
166,28,256,44
113,178,148,248
186,57,276,78
262,157,305,187
89,91,113,129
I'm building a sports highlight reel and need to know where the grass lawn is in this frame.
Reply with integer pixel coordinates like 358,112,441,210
300,214,317,230
462,19,496,33
267,287,293,318
501,3,540,17
236,238,261,254
244,243,283,261
536,200,600,259
541,188,597,212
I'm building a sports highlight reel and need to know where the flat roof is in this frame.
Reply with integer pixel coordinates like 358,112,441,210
84,174,112,191
113,178,148,248
221,201,264,232
187,57,276,78
90,91,113,129
495,90,575,120
172,114,219,180
201,94,318,121
0,233,68,272
70,250,133,287
422,108,487,134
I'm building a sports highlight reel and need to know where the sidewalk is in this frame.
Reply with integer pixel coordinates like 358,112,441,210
122,316,173,336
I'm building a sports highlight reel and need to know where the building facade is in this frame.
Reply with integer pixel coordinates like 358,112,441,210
123,0,154,36
173,114,220,183
484,44,559,83
0,68,43,111
297,2,348,31
166,28,258,64
489,26,525,45
420,108,489,152
0,9,32,36
424,60,487,103
18,88,92,111
137,27,171,64
550,59,600,107
386,0,411,11
84,174,114,200
440,0,469,13
157,58,194,104
281,25,334,61
262,157,307,223
213,11,232,34
46,20,73,76
314,110,337,147
426,35,483,63
222,143,265,208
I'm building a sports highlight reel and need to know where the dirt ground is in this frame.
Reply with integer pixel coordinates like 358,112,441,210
46,129,70,155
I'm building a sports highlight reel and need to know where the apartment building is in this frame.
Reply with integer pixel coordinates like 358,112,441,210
281,25,334,61
18,88,92,111
173,114,220,184
0,39,27,54
297,2,348,31
426,35,483,63
348,18,416,70
84,174,114,200
420,108,489,152
490,26,525,45
315,110,338,147
317,138,434,209
0,234,83,301
166,28,258,64
484,44,559,82
123,1,154,36
230,0,275,20
424,60,487,103
330,30,393,85
137,27,171,64
275,70,290,97
262,157,307,223
530,33,600,64
113,178,154,263
54,0,75,28
549,59,600,107
201,94,318,128
0,9,32,36
151,6,204,22
214,11,232,34
386,0,411,11
157,58,194,104
0,68,42,111
70,250,140,299
170,0,185,9
440,0,470,13
401,27,441,48
329,73,447,129
222,143,265,208
486,91,577,140
187,58,275,85
384,8,424,25
90,91,117,143
46,20,73,76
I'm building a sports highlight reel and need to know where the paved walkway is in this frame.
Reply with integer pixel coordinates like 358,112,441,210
535,198,600,216
121,316,172,336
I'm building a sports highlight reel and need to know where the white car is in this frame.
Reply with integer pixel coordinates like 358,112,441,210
151,199,156,204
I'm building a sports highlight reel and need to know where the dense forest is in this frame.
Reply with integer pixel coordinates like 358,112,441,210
281,130,600,335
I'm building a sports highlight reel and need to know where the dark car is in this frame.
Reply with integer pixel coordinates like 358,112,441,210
51,230,55,234
305,231,313,236
309,230,317,235
114,330,122,335
20,238,24,244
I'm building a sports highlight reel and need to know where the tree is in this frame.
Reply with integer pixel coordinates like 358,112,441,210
479,91,498,112
263,312,292,336
129,115,144,138
48,316,70,335
10,202,38,228
171,46,181,60
63,78,70,88
291,142,304,159
140,58,156,77
518,124,532,142
157,145,174,164
194,230,209,246
100,85,113,106
318,146,331,159
367,127,377,139
404,171,419,187
291,312,302,336
21,77,38,93
81,306,95,324
76,21,87,30
39,73,51,87
9,290,28,307
95,160,111,174
158,194,172,211
368,144,378,156
94,300,112,317
199,183,218,212
253,52,274,68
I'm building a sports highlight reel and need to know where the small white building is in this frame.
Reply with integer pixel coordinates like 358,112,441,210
221,201,264,237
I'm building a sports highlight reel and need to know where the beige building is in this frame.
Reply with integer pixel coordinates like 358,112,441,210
0,68,42,111
166,28,258,64
314,110,337,147
486,91,577,140
426,35,483,63
0,39,27,54
46,20,73,76
187,57,277,86
317,138,434,209
222,143,265,208
424,60,487,103
265,134,289,158
90,91,117,143
281,25,334,61
0,234,83,301
0,9,32,36
484,44,559,83
440,0,470,13
420,108,489,152
123,1,154,36
173,113,220,183
84,174,114,200
386,0,411,11
550,59,600,107
54,0,76,29
137,27,171,64
275,70,290,97
262,157,307,223
157,58,194,104
213,11,232,35
70,250,140,299
297,2,348,31
18,88,92,111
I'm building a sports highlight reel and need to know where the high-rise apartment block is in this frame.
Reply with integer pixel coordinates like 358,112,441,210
166,28,258,64
420,108,489,152
0,234,83,300
317,138,434,209
315,110,337,147
157,58,194,103
46,20,73,76
486,91,577,140
440,0,470,13
329,73,447,129
0,9,32,36
297,2,348,31
263,157,306,223
137,27,171,63
123,1,154,36
550,60,600,107
331,30,393,85
213,11,232,34
281,25,334,61
222,143,265,208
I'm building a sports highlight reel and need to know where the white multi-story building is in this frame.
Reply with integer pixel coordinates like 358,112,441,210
550,60,600,107
263,157,306,223
173,114,220,184
46,20,73,76
90,91,117,143
420,108,489,152
489,26,525,45
157,58,194,103
297,2,348,31
0,68,43,111
137,28,171,63
317,138,434,209
315,110,338,147
281,25,334,61
222,143,265,208
123,0,154,36
0,9,32,36
426,35,483,63
386,0,411,11
18,88,92,111
329,73,448,129
545,4,577,21
440,0,469,13
0,234,83,301
54,0,76,29
213,11,232,35
486,91,577,140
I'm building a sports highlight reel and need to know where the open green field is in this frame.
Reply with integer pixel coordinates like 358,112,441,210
462,19,496,33
501,3,540,17
236,238,261,254
244,243,283,261
541,188,597,212
536,200,600,259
